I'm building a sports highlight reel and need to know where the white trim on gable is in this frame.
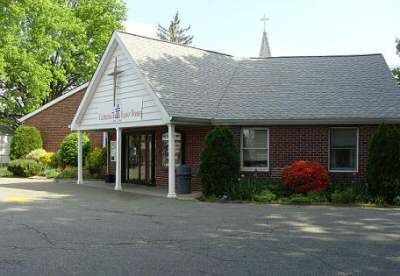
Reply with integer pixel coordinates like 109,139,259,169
71,32,119,130
71,32,170,131
19,82,89,122
114,33,171,123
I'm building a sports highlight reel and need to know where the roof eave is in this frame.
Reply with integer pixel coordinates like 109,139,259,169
19,82,89,122
211,118,400,126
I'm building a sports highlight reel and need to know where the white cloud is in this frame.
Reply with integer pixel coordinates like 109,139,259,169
124,20,156,38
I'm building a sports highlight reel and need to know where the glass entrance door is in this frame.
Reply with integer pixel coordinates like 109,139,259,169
125,134,155,185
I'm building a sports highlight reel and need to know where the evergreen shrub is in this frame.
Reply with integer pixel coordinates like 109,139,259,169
10,126,42,160
199,127,240,197
367,124,400,203
59,132,91,167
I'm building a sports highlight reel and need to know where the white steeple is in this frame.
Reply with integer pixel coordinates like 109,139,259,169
259,14,271,58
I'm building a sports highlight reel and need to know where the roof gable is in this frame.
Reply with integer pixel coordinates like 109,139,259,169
71,33,169,130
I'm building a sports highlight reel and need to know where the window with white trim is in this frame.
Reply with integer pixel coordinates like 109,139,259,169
329,128,358,172
241,128,269,171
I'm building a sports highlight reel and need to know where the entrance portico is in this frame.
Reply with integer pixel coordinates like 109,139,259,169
76,124,177,197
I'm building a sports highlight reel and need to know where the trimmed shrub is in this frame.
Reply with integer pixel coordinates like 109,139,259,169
328,182,370,204
282,160,330,194
199,127,240,197
44,152,57,168
40,168,60,178
56,167,78,179
59,132,91,167
393,196,400,206
284,193,325,204
7,159,43,177
26,149,47,162
255,189,277,202
0,167,13,177
367,124,400,203
10,126,42,160
85,147,106,175
229,178,264,201
229,178,283,201
26,149,57,168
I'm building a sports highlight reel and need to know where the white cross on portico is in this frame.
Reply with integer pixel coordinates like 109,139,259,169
260,14,269,32
108,56,125,106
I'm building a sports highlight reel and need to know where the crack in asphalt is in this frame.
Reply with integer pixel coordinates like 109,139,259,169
18,223,56,247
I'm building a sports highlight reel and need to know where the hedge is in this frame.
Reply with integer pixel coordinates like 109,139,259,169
8,159,43,177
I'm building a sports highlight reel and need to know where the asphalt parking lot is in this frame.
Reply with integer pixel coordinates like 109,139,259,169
0,178,399,275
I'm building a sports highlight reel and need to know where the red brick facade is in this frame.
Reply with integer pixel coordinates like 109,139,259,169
106,125,377,191
23,88,103,152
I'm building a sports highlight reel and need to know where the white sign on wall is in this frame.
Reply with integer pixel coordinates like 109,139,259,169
110,141,116,162
98,98,143,124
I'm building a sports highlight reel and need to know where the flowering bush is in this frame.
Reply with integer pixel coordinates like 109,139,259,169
282,160,329,193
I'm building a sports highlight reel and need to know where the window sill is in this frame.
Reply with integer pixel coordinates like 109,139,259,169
241,167,270,172
329,170,358,173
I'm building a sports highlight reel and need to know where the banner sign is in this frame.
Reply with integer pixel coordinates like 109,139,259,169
98,98,143,124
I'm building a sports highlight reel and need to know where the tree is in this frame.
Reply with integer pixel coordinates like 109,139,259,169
367,124,400,203
157,11,194,45
199,127,240,197
393,39,400,86
0,0,126,127
393,67,400,86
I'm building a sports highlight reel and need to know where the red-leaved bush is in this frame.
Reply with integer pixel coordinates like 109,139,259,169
282,160,330,193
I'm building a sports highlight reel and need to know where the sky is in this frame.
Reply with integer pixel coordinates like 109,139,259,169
124,0,400,68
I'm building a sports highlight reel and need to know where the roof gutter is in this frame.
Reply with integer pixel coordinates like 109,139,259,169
211,118,400,125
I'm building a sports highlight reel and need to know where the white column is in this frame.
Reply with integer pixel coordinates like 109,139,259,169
77,130,83,184
115,127,122,191
167,123,176,198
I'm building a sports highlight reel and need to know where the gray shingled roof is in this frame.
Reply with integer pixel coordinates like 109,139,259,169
118,32,400,123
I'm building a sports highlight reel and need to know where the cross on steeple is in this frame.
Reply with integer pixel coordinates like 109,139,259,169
260,14,269,32
108,56,125,106
259,14,271,58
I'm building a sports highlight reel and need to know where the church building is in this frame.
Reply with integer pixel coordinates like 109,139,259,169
69,31,400,198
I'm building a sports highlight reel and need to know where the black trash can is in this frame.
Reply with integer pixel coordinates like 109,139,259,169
176,165,192,194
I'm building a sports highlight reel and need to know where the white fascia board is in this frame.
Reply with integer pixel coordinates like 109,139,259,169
71,32,119,131
19,82,89,122
76,121,167,131
114,33,171,124
211,118,400,125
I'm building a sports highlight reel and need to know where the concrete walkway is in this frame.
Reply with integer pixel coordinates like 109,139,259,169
58,178,202,200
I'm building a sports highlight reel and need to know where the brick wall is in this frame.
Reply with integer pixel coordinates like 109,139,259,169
106,125,378,191
23,88,103,152
231,125,376,184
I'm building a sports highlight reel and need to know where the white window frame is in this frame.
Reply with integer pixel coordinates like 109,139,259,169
328,127,359,173
240,127,270,172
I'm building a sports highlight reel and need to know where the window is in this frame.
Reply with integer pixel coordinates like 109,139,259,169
329,128,358,172
241,128,269,171
162,132,183,168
